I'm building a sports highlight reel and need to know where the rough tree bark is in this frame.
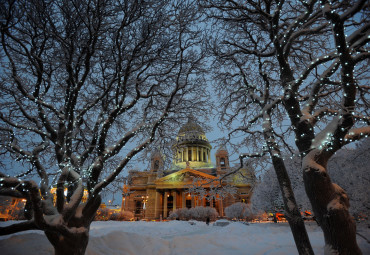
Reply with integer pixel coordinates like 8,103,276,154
272,156,314,255
296,2,368,253
46,226,89,255
303,150,362,254
263,110,314,255
44,196,101,255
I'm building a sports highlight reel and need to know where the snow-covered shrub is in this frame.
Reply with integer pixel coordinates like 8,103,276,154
168,211,179,220
168,208,192,220
225,202,253,220
176,208,191,220
109,211,134,221
168,208,191,220
189,206,218,221
243,205,254,221
188,207,202,220
169,207,218,221
207,207,219,221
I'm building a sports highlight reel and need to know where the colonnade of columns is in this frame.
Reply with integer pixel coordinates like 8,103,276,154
153,189,223,218
176,146,211,163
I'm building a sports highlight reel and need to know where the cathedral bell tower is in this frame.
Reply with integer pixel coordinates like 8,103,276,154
215,147,229,176
150,150,163,173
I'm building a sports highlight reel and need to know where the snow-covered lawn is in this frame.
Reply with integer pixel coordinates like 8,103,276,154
0,220,369,255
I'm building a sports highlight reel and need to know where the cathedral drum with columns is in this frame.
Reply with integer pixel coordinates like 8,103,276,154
121,119,255,220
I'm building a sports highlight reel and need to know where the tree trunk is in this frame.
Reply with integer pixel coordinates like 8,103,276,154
271,155,315,255
263,114,314,255
45,226,90,255
302,150,362,255
45,232,89,255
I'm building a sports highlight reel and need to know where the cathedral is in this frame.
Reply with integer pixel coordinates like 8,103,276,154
121,119,255,220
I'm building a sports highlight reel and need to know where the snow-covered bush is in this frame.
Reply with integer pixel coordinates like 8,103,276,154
110,211,134,221
168,211,178,220
169,208,191,220
189,206,218,221
169,207,218,221
225,202,253,220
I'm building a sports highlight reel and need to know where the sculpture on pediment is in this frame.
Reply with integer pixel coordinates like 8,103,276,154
162,173,184,182
161,171,201,183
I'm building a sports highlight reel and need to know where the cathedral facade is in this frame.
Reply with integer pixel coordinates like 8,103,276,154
121,119,255,220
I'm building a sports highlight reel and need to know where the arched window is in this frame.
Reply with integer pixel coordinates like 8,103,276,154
220,158,225,167
205,196,210,207
135,201,142,214
167,196,173,210
153,160,159,171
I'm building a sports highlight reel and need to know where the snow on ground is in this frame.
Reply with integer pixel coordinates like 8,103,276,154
0,220,369,255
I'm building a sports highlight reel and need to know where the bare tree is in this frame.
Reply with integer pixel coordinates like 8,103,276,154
252,156,312,213
253,138,370,217
0,0,207,254
202,0,369,254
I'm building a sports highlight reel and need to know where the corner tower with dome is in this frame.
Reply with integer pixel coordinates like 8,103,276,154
121,119,255,220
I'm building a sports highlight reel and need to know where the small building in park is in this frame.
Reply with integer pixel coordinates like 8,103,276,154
121,119,255,220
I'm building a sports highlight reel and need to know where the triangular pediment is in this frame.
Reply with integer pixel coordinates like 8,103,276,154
155,168,216,185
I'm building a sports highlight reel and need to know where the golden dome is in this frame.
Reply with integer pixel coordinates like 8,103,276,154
172,118,213,170
176,118,211,146
178,119,205,135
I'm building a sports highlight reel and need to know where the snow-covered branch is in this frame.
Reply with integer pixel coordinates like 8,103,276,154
0,220,37,236
344,126,370,143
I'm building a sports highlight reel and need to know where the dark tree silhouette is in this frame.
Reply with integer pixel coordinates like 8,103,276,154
0,0,207,254
202,0,369,254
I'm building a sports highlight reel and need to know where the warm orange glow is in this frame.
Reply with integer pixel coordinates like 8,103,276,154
0,198,27,221
275,213,285,221
123,185,129,194
50,187,88,203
